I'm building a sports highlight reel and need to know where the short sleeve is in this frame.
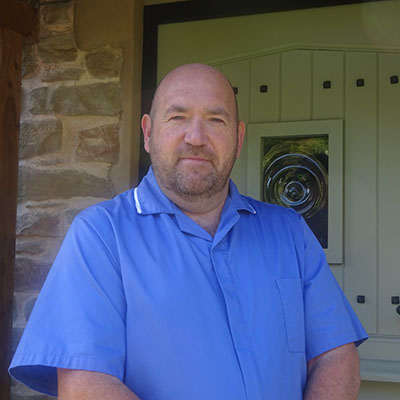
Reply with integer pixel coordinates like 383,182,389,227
300,217,368,361
9,213,127,397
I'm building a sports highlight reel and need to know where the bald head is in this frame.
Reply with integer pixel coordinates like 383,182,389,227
150,63,239,124
141,62,246,206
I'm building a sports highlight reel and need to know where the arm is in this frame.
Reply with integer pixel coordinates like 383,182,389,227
304,343,361,400
58,368,141,400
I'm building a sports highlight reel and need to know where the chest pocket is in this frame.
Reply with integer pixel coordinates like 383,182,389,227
276,278,306,353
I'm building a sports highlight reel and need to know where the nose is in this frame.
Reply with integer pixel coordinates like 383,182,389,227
184,117,207,146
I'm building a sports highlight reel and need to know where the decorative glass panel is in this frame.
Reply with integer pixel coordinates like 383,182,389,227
262,135,328,248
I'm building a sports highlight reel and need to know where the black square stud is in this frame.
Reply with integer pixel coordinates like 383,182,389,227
390,75,399,84
357,295,365,304
233,87,239,95
323,81,331,89
259,85,268,93
391,296,400,305
356,78,365,87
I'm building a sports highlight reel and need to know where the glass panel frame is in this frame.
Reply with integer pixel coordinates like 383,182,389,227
247,119,343,264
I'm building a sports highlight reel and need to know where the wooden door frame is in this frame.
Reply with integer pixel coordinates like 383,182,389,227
139,0,386,178
0,1,38,399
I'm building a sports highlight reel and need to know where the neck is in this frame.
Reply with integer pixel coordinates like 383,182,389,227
162,185,229,236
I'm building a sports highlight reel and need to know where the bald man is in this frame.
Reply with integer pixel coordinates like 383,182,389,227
10,64,367,400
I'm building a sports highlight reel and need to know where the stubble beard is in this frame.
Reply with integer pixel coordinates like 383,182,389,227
151,142,237,201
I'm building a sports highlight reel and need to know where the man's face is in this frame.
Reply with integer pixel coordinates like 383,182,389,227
142,65,245,200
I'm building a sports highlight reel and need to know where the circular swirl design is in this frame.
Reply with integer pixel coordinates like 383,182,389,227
263,152,328,219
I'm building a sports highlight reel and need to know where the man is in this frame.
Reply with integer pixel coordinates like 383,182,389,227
10,64,367,399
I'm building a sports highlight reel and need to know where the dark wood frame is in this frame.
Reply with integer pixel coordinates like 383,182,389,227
0,1,38,399
139,0,385,178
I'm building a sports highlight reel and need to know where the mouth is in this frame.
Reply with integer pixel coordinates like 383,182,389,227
180,156,210,163
177,147,216,167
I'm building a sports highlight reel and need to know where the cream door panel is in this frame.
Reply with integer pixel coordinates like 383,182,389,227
312,50,344,120
344,51,378,334
250,54,280,123
157,10,400,383
378,53,400,337
312,50,346,286
281,50,312,121
221,61,250,194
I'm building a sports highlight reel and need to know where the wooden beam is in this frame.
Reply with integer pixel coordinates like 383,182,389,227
0,0,38,41
0,26,22,400
144,0,190,5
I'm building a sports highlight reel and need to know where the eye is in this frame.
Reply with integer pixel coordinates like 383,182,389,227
168,115,185,122
209,117,226,124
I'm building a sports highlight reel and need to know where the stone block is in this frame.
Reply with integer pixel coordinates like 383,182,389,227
29,87,52,115
11,379,55,400
30,83,122,116
42,65,83,82
16,240,47,255
21,42,38,78
11,328,25,355
12,297,18,326
42,2,73,26
51,83,122,116
19,119,62,159
76,124,120,163
14,258,51,291
38,31,77,63
65,208,82,224
85,46,122,78
24,296,38,322
18,166,113,201
16,212,61,238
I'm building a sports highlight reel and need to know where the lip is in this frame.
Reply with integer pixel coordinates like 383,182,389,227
180,157,210,163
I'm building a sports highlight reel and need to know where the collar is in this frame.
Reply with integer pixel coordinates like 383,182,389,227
134,167,176,215
134,167,256,217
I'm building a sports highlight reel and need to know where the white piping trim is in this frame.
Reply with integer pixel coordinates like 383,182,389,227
249,205,257,214
134,187,142,214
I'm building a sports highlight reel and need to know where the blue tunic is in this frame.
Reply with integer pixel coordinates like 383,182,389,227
10,168,367,399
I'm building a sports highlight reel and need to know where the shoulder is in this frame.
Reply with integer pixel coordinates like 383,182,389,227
237,195,309,250
242,194,302,225
57,190,138,266
76,189,137,227
62,189,139,245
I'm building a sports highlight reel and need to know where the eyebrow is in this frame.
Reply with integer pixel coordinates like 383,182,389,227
165,105,189,115
164,104,231,120
205,106,231,120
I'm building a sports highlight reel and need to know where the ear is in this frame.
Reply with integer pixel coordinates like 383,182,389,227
235,121,246,158
141,114,152,153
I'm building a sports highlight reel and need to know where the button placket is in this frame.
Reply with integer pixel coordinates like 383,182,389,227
210,241,263,400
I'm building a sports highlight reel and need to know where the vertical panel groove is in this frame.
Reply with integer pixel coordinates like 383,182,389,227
376,51,380,334
342,51,346,291
311,51,314,120
343,51,378,335
342,51,346,128
278,52,282,122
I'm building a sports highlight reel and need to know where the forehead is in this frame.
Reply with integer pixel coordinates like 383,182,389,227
154,68,236,115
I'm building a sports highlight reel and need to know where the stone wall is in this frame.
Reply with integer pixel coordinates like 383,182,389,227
12,1,124,398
